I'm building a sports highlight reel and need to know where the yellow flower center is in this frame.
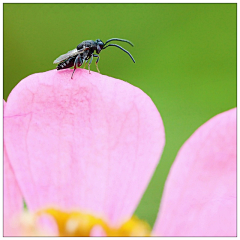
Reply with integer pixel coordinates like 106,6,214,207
37,208,151,236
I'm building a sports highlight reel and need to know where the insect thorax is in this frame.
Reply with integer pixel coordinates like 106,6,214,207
77,40,96,51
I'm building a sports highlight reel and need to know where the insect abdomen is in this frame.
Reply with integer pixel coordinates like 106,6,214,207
57,57,76,70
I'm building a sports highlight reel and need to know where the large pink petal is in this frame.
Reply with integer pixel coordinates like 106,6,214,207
3,100,23,236
4,69,165,226
153,108,236,236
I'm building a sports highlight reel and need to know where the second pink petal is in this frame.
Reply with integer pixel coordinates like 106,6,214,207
154,108,236,236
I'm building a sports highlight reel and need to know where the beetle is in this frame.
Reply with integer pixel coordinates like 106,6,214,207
53,38,135,79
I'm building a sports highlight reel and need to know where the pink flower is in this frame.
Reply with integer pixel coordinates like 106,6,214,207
3,69,236,236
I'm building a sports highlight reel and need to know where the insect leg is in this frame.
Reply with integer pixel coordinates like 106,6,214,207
78,56,83,67
83,59,88,69
71,54,82,79
93,54,100,73
88,55,94,74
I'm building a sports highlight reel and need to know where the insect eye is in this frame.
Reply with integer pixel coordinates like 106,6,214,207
97,44,102,54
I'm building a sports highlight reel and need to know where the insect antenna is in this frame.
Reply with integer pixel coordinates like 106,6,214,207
104,38,134,47
103,44,135,63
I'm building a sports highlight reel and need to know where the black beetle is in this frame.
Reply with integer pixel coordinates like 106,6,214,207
53,38,135,79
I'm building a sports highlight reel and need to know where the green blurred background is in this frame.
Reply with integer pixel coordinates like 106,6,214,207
4,3,236,227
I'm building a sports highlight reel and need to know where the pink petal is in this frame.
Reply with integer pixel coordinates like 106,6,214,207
153,108,236,236
4,69,165,226
4,100,23,236
90,225,106,237
36,214,59,236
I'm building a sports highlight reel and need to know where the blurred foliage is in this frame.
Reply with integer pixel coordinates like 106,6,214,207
4,3,236,227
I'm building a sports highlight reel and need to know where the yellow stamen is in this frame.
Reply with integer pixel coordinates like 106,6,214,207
37,208,151,236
